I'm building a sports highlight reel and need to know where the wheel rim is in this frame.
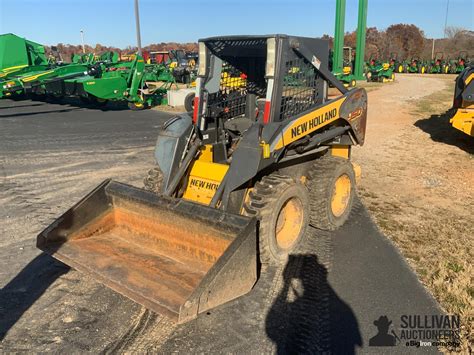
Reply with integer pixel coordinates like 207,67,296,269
135,102,144,108
275,197,304,250
331,174,351,217
398,65,403,73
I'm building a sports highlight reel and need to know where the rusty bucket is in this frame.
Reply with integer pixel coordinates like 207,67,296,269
37,180,257,323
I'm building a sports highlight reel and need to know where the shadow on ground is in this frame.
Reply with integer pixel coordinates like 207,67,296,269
0,253,69,340
414,109,473,154
4,94,131,112
0,108,82,118
266,254,362,354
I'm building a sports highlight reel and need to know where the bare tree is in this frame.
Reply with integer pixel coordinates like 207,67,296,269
444,26,467,39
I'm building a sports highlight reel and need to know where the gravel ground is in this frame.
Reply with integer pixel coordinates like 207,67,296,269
0,94,444,353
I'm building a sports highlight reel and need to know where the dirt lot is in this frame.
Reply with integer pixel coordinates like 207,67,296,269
0,76,471,352
353,74,473,352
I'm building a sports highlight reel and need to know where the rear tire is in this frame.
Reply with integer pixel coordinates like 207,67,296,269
184,92,195,112
144,167,164,193
244,174,309,265
306,155,356,231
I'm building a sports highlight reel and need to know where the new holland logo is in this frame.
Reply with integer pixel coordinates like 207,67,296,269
290,108,338,139
189,178,219,191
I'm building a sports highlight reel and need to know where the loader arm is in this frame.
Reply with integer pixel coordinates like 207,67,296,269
216,87,367,210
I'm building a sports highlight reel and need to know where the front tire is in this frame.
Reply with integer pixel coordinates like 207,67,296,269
144,167,164,193
307,155,356,231
244,174,309,265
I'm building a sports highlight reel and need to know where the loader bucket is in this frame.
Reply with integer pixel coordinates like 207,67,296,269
37,180,257,323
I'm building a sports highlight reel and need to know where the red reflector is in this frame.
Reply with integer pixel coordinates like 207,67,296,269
192,97,199,124
263,101,271,124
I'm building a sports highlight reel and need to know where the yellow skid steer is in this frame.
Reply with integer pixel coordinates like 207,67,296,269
38,35,367,323
451,65,473,136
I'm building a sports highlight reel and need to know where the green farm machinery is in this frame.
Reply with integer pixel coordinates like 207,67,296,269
404,57,427,74
43,55,176,109
72,51,119,65
0,33,48,74
448,52,470,74
0,33,51,82
365,57,395,83
1,62,92,99
332,47,357,88
1,48,177,110
427,53,449,74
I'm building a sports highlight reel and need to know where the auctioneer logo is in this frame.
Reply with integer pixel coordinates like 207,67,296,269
369,314,461,348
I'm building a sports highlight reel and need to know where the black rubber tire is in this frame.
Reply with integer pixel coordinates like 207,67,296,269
143,167,164,194
80,96,92,104
306,155,356,231
45,94,63,103
90,96,108,107
184,92,195,112
128,102,147,111
244,174,310,265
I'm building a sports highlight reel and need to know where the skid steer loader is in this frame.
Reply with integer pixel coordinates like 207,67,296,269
451,65,473,136
37,35,367,324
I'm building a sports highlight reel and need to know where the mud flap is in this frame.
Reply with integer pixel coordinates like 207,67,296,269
37,180,257,323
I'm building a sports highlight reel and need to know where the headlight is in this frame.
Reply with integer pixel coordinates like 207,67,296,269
198,42,207,76
266,38,276,77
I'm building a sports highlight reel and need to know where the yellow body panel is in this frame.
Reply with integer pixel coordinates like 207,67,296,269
272,97,345,151
182,160,229,205
199,145,214,162
331,145,350,158
465,73,474,86
450,108,474,137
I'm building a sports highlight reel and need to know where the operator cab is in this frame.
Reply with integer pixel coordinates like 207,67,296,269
194,35,330,162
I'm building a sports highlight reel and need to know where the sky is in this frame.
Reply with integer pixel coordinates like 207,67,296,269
0,0,473,48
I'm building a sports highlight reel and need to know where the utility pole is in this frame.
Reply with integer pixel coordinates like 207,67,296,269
431,38,436,60
444,0,450,37
80,30,85,53
134,0,142,55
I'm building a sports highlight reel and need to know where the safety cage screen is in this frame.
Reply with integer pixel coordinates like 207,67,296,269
206,61,248,120
204,38,268,121
280,56,322,120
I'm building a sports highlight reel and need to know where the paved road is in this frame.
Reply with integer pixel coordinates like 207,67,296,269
0,98,442,353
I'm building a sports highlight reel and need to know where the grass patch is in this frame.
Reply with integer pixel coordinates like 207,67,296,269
411,79,454,116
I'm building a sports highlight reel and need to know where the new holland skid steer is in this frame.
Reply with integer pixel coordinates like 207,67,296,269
37,35,367,324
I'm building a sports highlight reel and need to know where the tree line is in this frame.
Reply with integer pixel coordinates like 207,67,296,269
324,24,473,61
46,24,473,62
